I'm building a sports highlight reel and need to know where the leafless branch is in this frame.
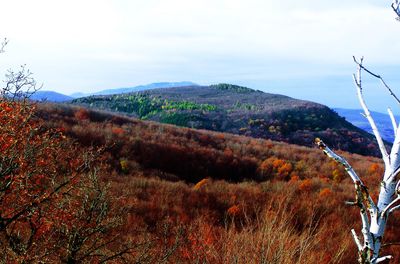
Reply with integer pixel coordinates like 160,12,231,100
315,138,377,212
0,38,8,53
353,57,390,165
392,0,400,19
381,196,400,217
375,255,393,263
381,242,400,248
316,4,400,262
353,56,400,106
2,65,41,101
388,204,400,214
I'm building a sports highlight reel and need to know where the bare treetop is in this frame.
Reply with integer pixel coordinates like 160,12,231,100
314,3,400,263
0,38,8,53
392,0,400,19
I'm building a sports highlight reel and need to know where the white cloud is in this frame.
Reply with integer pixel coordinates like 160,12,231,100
0,0,399,99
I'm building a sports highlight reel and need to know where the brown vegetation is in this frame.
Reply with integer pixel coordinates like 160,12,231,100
3,102,399,263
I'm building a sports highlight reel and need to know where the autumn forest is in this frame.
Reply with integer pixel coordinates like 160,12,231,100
1,89,400,263
3,2,400,262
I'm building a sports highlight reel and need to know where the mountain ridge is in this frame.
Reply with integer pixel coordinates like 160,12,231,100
29,90,74,102
70,81,198,98
71,83,382,156
29,82,199,102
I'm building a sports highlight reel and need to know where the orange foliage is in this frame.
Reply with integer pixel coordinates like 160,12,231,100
298,179,313,192
368,163,384,177
289,175,300,183
32,103,400,263
215,133,225,140
277,162,293,179
227,205,240,216
112,127,125,135
193,178,209,190
0,100,130,262
272,158,286,168
0,100,78,260
319,188,332,198
258,158,274,179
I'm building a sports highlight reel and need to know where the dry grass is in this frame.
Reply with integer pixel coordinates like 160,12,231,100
33,103,400,263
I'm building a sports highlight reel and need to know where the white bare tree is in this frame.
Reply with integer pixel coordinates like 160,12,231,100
0,38,7,53
315,2,400,263
392,0,400,18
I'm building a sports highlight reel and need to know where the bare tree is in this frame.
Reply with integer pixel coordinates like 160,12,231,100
316,3,400,263
0,40,136,262
0,38,40,100
392,0,400,18
0,38,8,53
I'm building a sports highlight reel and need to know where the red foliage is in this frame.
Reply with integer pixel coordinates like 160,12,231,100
0,100,78,260
112,127,125,136
319,188,332,198
0,101,131,262
227,205,240,216
298,179,313,192
32,103,400,263
74,108,90,120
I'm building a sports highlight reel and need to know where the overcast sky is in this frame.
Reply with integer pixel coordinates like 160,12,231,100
1,0,400,112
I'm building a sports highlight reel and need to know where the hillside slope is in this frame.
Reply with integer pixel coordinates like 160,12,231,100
35,103,378,183
34,103,400,263
71,84,381,156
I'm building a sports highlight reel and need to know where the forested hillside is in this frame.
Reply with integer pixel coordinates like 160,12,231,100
71,84,382,157
32,103,400,263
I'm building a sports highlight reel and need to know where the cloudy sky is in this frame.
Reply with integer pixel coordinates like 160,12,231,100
1,0,400,112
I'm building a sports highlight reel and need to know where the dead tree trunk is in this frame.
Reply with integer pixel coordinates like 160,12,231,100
316,57,400,263
315,3,400,263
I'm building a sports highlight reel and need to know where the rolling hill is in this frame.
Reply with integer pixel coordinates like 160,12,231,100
29,90,73,102
69,81,198,98
71,83,382,156
32,102,400,263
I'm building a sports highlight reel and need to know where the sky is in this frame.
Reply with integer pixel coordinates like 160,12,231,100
1,0,400,113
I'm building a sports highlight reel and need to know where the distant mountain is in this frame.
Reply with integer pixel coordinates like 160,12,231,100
334,108,398,142
69,92,87,98
71,83,382,157
30,91,73,102
70,81,198,98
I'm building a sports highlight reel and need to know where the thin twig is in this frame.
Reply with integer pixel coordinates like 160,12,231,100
353,56,400,105
392,0,400,19
381,196,400,217
0,38,8,53
381,242,400,248
389,204,400,214
375,255,393,263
